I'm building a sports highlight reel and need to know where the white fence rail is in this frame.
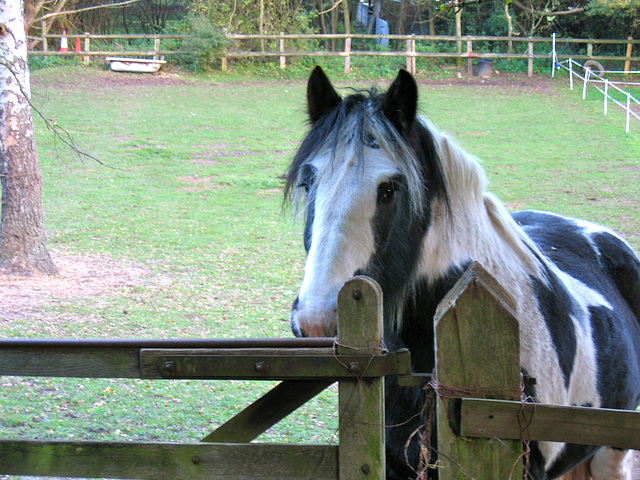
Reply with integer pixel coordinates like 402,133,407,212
557,58,640,133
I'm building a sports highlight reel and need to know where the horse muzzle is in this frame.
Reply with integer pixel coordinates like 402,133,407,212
290,296,338,338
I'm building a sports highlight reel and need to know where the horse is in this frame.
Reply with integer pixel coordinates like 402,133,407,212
284,66,640,479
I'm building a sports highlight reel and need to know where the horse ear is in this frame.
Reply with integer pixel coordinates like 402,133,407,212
307,66,342,123
383,69,418,135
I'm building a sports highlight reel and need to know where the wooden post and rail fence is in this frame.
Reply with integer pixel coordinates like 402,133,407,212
0,265,639,479
29,32,640,78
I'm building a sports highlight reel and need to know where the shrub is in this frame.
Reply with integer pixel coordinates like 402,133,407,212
181,16,229,71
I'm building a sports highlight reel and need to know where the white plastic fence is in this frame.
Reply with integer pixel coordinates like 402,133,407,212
555,58,639,133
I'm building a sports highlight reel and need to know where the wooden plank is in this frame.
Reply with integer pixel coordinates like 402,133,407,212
0,440,338,480
0,346,142,378
434,262,523,480
0,338,334,379
459,398,640,450
140,349,411,380
201,380,333,443
338,276,386,480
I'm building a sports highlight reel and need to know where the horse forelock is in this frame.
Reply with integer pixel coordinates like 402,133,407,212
285,89,431,223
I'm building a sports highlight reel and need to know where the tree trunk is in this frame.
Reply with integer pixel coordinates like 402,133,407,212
0,0,57,275
398,0,408,35
366,0,381,34
330,0,338,51
342,0,350,35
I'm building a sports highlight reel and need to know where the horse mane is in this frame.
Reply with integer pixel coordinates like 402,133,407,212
423,118,542,278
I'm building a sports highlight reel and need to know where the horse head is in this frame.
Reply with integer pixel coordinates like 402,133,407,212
286,67,447,338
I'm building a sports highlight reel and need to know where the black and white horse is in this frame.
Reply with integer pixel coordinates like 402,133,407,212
285,67,640,479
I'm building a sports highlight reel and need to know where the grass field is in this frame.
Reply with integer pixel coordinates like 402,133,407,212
0,65,639,477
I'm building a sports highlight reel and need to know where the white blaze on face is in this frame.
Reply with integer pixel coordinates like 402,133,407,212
292,146,400,337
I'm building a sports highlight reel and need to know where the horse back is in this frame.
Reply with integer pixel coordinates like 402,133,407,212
513,210,640,410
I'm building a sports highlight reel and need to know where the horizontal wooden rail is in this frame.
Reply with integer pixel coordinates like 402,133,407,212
225,33,640,45
0,337,334,349
0,338,411,380
0,440,338,480
27,32,640,67
458,398,640,450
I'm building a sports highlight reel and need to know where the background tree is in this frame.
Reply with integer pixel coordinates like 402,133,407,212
504,0,587,36
0,0,57,275
586,0,640,39
121,0,187,35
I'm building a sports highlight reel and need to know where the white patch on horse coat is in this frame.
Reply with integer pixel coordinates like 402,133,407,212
293,144,400,336
590,447,633,480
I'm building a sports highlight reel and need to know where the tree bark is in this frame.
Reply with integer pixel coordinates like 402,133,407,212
0,0,57,275
398,0,408,35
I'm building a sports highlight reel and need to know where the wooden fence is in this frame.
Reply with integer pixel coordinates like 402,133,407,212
0,276,397,480
28,32,640,78
0,267,639,479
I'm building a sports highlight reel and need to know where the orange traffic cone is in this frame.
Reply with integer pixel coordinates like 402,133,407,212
74,37,81,52
60,29,69,52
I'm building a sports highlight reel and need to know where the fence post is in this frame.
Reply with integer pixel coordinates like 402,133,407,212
626,92,631,133
279,32,286,70
154,36,160,60
344,36,351,75
406,35,416,75
551,33,556,78
434,262,523,480
527,39,534,77
83,33,90,64
412,36,417,74
338,276,385,480
625,37,633,74
569,59,574,90
583,67,590,99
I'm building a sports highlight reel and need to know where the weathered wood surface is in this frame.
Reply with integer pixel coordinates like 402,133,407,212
0,339,410,381
0,440,338,480
338,276,386,480
140,348,410,380
201,380,333,443
0,337,332,378
434,262,523,480
460,398,640,450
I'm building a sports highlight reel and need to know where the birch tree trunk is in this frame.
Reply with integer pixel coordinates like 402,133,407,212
0,0,57,275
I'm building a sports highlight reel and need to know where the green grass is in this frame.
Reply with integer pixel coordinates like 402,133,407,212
0,65,639,477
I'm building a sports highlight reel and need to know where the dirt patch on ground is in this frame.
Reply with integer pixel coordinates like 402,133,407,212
416,70,559,95
0,249,147,323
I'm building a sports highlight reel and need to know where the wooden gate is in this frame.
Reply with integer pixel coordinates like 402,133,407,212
1,267,639,479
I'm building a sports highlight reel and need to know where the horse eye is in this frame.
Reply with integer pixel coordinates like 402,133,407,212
365,132,380,149
298,182,310,193
377,182,395,205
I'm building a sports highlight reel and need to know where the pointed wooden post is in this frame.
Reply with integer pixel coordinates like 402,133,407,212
434,262,523,479
338,276,385,480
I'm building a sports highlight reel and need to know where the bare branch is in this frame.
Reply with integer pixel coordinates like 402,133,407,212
318,0,345,16
509,0,585,17
0,49,118,170
34,0,141,24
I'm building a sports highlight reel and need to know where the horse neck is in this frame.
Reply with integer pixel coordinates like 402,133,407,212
418,132,541,301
